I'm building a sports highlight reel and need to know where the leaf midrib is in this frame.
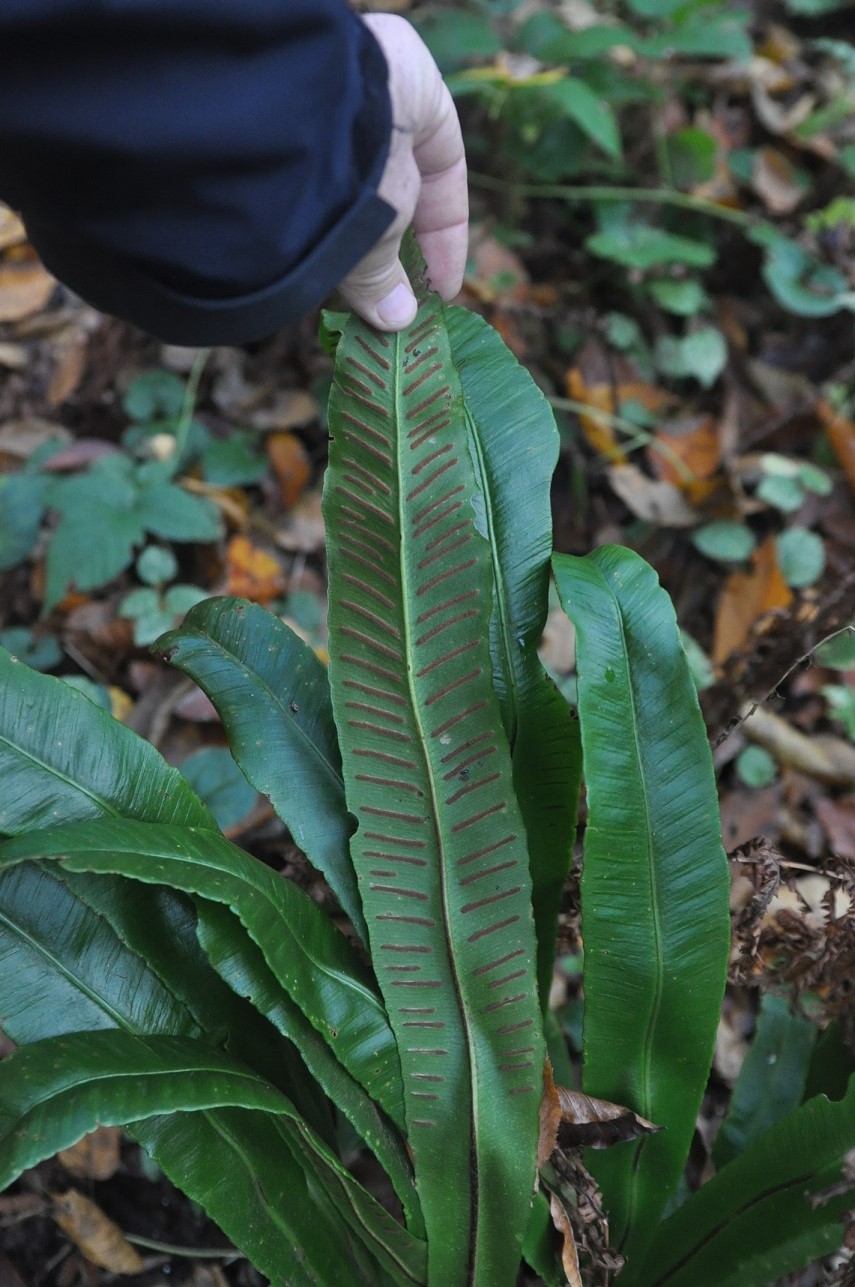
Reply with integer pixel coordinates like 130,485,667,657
601,577,664,1251
394,331,480,1282
464,406,518,749
0,729,122,821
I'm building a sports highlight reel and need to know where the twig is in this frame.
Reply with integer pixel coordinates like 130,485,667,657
469,171,755,229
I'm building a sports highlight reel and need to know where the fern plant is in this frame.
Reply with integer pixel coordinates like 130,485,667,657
0,238,853,1285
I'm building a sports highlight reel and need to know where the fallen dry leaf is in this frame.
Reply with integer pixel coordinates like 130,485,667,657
58,1126,122,1181
555,1086,660,1151
224,535,285,603
52,1189,145,1274
539,1061,563,1169
712,536,793,665
0,258,56,323
819,398,855,497
549,1191,584,1287
267,430,312,509
567,369,672,465
751,145,809,214
607,462,699,526
648,413,722,504
742,705,855,787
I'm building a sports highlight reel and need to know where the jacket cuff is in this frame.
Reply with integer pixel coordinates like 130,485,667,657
23,22,395,346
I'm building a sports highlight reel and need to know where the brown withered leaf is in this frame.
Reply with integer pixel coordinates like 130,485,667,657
267,430,312,509
539,1061,661,1164
539,1061,563,1168
58,1126,121,1181
541,1152,624,1287
224,535,285,604
549,1191,584,1287
712,536,792,667
555,1086,660,1151
607,462,699,527
52,1188,145,1274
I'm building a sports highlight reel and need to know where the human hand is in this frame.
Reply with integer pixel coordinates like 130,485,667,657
338,13,468,331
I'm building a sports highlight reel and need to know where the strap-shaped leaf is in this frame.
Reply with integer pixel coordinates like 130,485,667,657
712,992,816,1170
195,898,421,1233
0,646,215,833
446,306,581,1005
325,245,544,1284
0,862,198,1042
0,1030,289,1182
132,1110,423,1287
0,819,403,1127
632,1078,855,1287
58,869,335,1142
553,547,730,1269
158,597,365,940
0,1031,426,1287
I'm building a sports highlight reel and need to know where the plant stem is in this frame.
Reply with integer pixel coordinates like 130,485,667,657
173,347,210,465
469,171,755,229
125,1232,240,1261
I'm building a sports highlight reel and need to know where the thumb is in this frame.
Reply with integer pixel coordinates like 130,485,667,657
338,254,417,332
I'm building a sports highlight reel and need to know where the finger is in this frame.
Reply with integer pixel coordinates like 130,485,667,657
412,83,468,300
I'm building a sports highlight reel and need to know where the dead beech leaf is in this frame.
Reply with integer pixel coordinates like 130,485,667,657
742,706,855,788
751,83,816,137
819,398,855,497
52,1189,145,1274
712,536,793,665
0,258,56,322
539,1061,563,1169
648,413,722,503
607,463,698,527
751,146,809,214
224,535,285,604
556,1086,660,1150
549,1192,584,1287
58,1127,121,1182
567,370,672,465
267,430,312,509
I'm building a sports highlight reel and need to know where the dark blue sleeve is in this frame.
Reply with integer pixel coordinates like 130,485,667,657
0,1,395,344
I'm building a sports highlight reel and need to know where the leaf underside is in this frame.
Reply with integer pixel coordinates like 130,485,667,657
324,238,545,1285
445,306,581,1005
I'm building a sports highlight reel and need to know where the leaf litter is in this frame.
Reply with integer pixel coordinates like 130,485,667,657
3,0,855,1281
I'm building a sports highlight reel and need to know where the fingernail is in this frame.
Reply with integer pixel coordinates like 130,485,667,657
377,283,417,328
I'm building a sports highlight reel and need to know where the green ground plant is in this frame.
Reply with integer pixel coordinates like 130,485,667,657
0,240,853,1285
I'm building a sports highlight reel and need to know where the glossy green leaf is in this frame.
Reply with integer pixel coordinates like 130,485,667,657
445,305,581,1005
194,898,420,1232
0,1031,425,1287
179,747,258,831
58,870,333,1139
553,547,730,1272
0,646,216,835
0,863,198,1043
0,1030,291,1185
634,1079,855,1287
132,1109,423,1287
0,819,403,1127
158,596,364,939
546,79,622,159
325,240,544,1285
713,993,817,1169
